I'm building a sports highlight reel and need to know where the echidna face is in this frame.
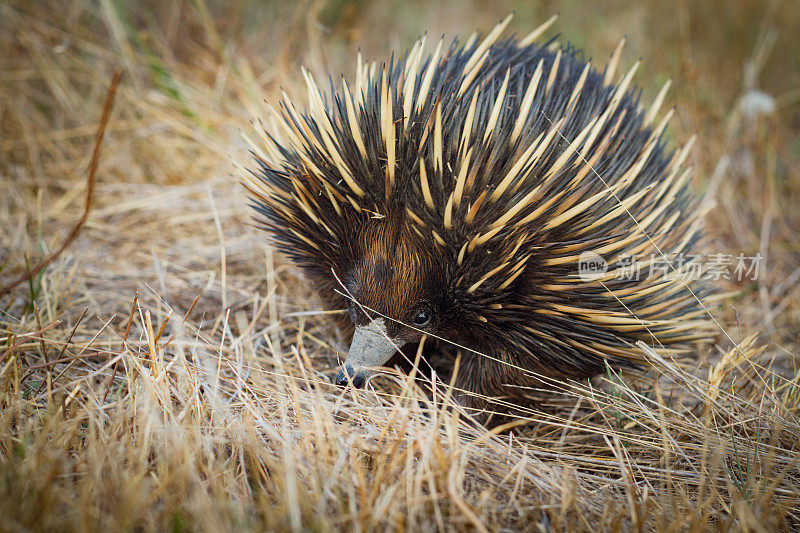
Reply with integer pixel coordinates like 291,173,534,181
336,219,451,386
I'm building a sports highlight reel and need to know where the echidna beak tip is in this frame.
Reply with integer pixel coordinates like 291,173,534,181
335,364,366,388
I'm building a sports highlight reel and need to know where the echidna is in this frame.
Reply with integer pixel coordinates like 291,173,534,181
244,15,713,414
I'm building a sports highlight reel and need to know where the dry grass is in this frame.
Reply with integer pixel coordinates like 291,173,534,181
2,1,799,531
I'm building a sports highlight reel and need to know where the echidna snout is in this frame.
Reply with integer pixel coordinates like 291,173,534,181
336,319,397,389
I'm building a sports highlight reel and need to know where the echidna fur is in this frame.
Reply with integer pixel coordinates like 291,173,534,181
243,15,714,414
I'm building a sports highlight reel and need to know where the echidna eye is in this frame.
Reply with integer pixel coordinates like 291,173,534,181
413,307,432,327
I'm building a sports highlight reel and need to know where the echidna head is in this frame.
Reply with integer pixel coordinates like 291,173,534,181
334,217,449,387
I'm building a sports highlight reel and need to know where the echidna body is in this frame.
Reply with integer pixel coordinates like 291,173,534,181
245,16,712,412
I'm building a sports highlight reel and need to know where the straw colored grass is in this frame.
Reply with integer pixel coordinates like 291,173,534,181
2,1,799,530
